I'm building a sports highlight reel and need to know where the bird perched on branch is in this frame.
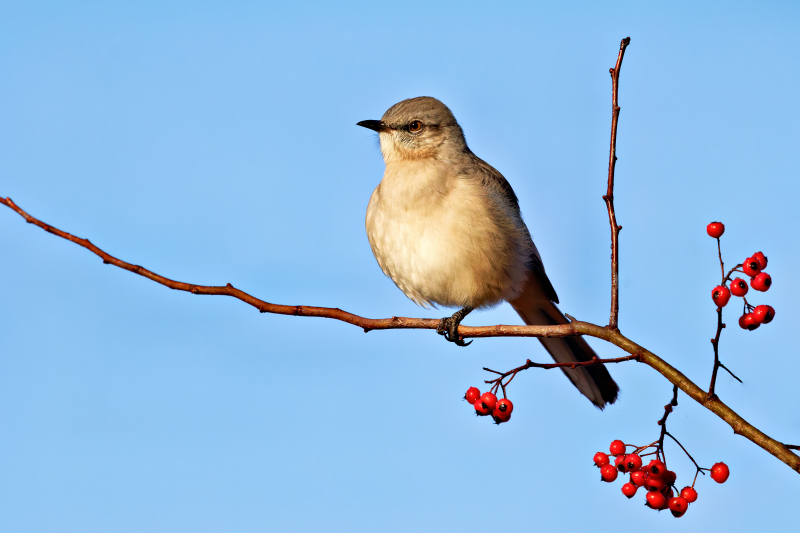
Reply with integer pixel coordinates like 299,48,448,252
358,96,618,408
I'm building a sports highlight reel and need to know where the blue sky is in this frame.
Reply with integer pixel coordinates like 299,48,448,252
2,1,799,531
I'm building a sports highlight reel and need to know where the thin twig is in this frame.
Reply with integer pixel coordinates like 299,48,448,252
603,36,631,332
657,404,673,427
631,441,659,455
709,238,743,396
718,362,743,383
665,432,708,477
655,389,676,463
482,354,639,389
723,263,744,285
708,307,725,398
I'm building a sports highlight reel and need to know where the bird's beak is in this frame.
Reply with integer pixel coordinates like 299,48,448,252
356,120,387,132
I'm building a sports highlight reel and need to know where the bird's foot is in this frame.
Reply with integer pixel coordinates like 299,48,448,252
436,307,473,347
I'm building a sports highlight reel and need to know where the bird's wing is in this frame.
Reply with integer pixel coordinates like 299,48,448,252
464,152,559,303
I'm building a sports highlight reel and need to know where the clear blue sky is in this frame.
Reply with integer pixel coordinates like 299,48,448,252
2,1,798,531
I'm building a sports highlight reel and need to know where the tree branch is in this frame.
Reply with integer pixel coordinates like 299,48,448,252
603,37,630,332
2,195,798,474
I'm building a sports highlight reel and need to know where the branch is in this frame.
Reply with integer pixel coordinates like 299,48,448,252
483,354,639,397
603,36,630,331
2,196,798,474
655,387,676,461
709,242,743,398
708,307,726,398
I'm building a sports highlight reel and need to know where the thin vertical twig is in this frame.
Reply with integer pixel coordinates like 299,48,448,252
708,307,725,399
603,37,631,331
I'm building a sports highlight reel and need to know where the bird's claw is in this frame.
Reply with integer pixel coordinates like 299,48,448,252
436,308,473,347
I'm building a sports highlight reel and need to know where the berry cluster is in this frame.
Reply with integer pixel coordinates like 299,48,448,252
707,222,776,331
594,439,729,517
464,387,513,424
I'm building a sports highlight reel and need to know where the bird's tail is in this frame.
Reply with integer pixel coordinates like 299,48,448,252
509,282,619,409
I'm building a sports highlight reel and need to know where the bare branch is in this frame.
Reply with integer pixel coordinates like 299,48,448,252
603,36,630,331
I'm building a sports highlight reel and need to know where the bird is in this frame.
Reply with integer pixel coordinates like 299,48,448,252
357,96,619,409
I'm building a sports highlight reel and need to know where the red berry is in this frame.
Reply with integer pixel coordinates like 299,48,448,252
739,313,761,331
464,387,481,404
645,476,666,492
492,409,511,424
742,257,762,277
630,471,647,487
752,305,775,324
593,452,610,467
600,464,619,482
474,400,492,416
624,454,643,472
495,398,513,415
680,486,698,503
479,392,498,411
660,487,674,510
751,272,772,292
730,278,749,297
662,470,677,486
668,496,689,517
621,482,637,499
614,455,626,469
646,490,665,509
707,222,725,238
710,462,730,483
711,285,731,307
492,400,512,424
752,251,768,270
609,440,626,456
646,459,666,478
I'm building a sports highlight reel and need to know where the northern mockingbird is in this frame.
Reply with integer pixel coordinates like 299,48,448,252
358,96,619,408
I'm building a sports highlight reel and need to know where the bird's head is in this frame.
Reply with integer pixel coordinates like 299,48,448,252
357,97,467,163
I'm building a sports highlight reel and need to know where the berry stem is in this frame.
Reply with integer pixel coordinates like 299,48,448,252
723,264,744,284
482,354,639,394
654,389,678,466
665,431,707,478
709,271,745,397
708,307,725,399
631,441,659,455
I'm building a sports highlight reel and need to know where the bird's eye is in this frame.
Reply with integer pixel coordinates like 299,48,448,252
408,120,423,133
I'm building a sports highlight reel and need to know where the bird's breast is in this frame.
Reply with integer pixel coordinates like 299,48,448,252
365,161,531,309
